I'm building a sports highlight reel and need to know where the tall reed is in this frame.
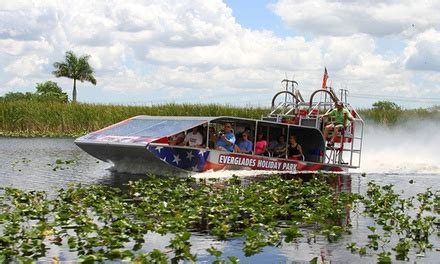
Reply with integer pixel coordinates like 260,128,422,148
359,105,440,125
1,101,439,137
0,101,268,137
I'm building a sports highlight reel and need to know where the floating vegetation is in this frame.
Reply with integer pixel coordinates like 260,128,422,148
0,175,438,263
47,159,77,171
347,182,440,262
10,158,31,172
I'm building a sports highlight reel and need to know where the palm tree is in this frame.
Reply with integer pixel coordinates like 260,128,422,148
52,51,97,103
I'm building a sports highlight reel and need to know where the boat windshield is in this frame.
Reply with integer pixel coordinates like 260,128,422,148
92,118,207,138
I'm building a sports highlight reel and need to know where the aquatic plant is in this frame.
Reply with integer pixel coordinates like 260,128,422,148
347,181,439,262
0,175,438,263
47,159,77,171
0,175,352,262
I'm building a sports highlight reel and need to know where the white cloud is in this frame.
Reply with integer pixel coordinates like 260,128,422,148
271,0,440,37
5,55,48,77
0,0,439,107
6,77,30,88
0,1,58,41
404,29,440,71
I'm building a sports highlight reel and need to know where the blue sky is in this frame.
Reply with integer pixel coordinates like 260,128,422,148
224,0,288,36
1,0,440,108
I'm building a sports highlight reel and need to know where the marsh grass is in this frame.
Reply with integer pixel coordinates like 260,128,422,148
359,105,440,125
0,101,268,137
1,101,439,137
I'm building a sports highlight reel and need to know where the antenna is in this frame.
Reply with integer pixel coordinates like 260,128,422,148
281,78,299,104
340,88,349,104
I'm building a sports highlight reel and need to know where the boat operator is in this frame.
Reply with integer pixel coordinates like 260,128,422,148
322,101,354,146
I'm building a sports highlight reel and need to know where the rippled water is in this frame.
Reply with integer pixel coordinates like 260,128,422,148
1,136,439,263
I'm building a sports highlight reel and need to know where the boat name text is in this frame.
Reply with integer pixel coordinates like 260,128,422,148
218,154,296,171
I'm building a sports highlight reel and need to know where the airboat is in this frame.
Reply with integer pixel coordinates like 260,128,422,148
75,79,364,175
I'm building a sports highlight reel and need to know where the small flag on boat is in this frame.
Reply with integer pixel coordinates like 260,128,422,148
322,67,328,89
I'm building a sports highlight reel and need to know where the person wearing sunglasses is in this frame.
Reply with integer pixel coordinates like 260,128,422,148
234,132,253,154
216,123,236,152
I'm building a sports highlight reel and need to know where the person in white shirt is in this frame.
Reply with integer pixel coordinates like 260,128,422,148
182,126,204,147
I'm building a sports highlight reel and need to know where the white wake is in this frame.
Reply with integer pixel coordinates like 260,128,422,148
353,120,440,174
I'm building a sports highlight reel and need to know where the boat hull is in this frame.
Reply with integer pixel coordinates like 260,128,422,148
75,142,346,176
145,144,346,174
75,142,190,176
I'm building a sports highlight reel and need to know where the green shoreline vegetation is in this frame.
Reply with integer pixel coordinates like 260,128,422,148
0,101,268,137
0,175,438,263
1,100,439,137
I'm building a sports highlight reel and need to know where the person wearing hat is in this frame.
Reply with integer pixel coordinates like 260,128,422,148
322,101,354,146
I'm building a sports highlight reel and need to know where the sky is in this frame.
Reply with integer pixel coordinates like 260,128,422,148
1,0,440,108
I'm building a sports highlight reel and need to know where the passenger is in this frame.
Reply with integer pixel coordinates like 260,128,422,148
271,135,287,158
287,135,304,160
255,132,268,155
215,123,236,152
244,127,252,141
168,132,185,145
234,132,253,154
208,126,217,149
235,127,252,143
182,126,204,147
322,101,354,146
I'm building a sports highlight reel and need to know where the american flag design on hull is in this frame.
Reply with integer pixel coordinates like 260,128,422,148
147,145,345,173
148,145,210,172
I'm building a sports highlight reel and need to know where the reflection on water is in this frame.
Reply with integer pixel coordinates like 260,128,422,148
1,138,439,263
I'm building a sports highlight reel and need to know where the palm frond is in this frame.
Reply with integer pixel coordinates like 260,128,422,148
52,50,97,102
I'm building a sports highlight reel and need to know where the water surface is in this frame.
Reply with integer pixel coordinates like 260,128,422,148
0,137,439,263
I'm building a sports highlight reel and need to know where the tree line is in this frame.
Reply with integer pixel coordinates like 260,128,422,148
0,51,96,103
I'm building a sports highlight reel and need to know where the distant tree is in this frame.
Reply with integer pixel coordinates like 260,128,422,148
36,81,63,95
372,101,401,111
52,51,97,103
1,92,34,101
0,81,68,103
35,81,68,103
371,100,402,125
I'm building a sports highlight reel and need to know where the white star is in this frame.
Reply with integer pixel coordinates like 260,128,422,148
172,154,181,165
198,149,206,156
186,151,194,161
191,165,199,171
155,146,163,153
161,157,167,162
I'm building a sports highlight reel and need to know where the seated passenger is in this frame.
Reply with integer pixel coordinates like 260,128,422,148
287,135,303,160
269,135,287,158
244,127,252,141
255,132,268,155
215,123,236,152
168,132,185,145
322,101,354,146
234,132,253,154
208,126,216,149
182,126,204,147
235,127,251,143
